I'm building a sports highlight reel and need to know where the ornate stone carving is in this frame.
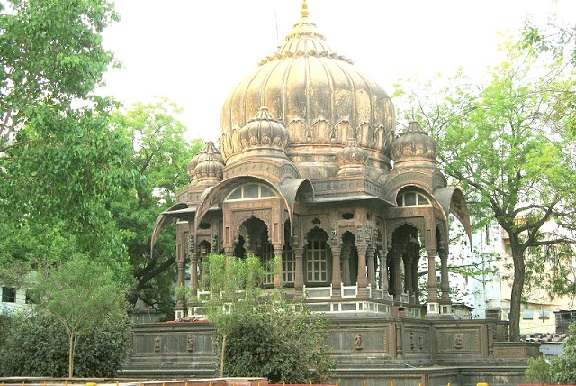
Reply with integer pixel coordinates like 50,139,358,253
354,333,364,350
186,335,194,353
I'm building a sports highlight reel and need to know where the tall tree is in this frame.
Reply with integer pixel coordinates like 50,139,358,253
35,257,129,378
108,98,202,313
394,36,576,341
0,0,131,285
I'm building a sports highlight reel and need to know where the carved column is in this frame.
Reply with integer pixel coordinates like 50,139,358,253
366,245,376,290
426,249,439,317
403,253,413,299
439,246,452,315
356,244,368,297
189,252,199,298
175,256,186,318
390,246,402,301
341,245,352,286
293,247,304,299
330,243,342,297
380,247,389,294
411,255,420,304
273,244,284,289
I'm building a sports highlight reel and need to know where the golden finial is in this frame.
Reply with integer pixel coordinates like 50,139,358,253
301,0,309,19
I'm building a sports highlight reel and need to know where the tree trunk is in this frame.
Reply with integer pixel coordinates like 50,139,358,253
68,333,75,378
508,238,526,342
219,333,227,377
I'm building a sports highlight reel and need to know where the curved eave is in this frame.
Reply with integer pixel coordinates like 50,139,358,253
434,187,472,243
150,203,190,257
194,176,313,231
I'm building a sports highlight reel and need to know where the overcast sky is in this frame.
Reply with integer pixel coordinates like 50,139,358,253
100,0,576,142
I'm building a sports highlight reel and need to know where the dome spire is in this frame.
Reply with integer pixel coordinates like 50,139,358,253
301,0,309,19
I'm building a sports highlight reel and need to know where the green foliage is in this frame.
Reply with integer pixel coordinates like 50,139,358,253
0,312,132,377
35,257,130,377
550,322,576,384
525,355,552,384
393,31,576,341
202,254,333,383
220,299,334,384
108,98,202,313
0,0,132,289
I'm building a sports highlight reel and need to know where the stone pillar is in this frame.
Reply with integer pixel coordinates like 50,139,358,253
403,254,413,298
341,245,352,286
381,247,389,294
175,256,186,318
356,244,368,297
411,256,419,304
273,244,284,289
366,246,376,290
426,249,439,317
439,247,452,315
189,252,199,298
294,247,304,298
331,243,342,297
390,246,402,301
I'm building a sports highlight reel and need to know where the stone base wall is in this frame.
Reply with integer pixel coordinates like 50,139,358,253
121,317,536,385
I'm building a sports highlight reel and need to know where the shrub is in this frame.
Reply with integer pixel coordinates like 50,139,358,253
525,355,552,384
550,321,576,384
0,313,132,377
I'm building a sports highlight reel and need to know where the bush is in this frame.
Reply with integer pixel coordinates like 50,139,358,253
219,299,334,384
0,313,132,377
525,355,552,384
550,322,576,384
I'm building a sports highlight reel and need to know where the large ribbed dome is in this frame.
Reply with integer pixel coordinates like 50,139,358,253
220,1,395,178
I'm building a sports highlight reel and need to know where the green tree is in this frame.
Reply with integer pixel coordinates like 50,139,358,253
394,35,576,341
0,0,130,285
35,257,129,378
203,254,266,377
108,98,202,313
202,254,333,383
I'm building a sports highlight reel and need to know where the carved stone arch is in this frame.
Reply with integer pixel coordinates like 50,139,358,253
384,174,435,204
435,220,449,251
232,210,273,242
386,218,426,248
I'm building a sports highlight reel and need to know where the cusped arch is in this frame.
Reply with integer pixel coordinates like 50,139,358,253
194,176,313,231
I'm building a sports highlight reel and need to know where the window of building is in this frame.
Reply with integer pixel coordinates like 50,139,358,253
283,248,295,283
306,229,328,283
226,184,276,201
523,311,534,319
2,287,16,303
396,191,430,207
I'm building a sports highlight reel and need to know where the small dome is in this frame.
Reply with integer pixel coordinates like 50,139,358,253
238,106,289,157
188,142,225,185
391,121,437,165
336,138,368,176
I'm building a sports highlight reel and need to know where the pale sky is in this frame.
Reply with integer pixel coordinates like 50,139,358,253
101,0,576,142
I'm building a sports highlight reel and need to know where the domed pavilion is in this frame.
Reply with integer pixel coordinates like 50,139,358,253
136,2,540,382
153,0,471,320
